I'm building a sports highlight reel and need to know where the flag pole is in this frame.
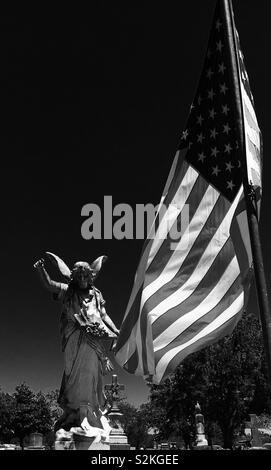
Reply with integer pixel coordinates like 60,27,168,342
224,0,271,386
244,184,271,385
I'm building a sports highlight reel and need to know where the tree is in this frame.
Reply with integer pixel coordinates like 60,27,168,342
43,390,63,448
11,383,36,449
202,312,271,447
0,385,64,449
139,400,181,448
34,391,55,435
148,311,271,449
147,378,195,448
45,390,62,426
11,383,53,449
144,380,177,439
119,402,149,448
0,391,15,443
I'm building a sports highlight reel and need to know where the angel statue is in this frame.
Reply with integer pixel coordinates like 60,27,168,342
34,252,119,442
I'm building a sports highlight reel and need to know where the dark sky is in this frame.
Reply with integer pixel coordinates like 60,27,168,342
1,1,270,407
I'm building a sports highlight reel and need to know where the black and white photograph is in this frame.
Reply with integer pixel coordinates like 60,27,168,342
1,0,271,459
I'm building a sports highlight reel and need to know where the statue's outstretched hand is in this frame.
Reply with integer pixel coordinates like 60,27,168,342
33,258,45,270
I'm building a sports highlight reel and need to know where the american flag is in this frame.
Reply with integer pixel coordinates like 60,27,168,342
114,0,262,384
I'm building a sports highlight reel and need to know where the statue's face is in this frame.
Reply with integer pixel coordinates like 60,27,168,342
75,271,90,289
72,262,94,289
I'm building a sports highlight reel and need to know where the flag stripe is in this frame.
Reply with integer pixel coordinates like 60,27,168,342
126,276,243,378
124,349,138,373
115,284,143,354
147,157,198,267
139,303,155,375
142,193,233,320
247,135,261,167
142,182,219,305
135,181,242,379
243,98,259,135
153,260,241,356
241,82,259,129
155,292,244,383
151,237,236,340
230,201,252,277
146,163,199,273
144,186,241,326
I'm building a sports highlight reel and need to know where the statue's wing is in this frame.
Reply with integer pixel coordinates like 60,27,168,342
90,255,108,279
45,252,71,280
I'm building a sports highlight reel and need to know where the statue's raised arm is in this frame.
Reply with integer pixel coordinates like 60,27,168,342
33,257,67,294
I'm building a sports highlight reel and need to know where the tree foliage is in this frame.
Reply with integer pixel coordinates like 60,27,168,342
118,401,150,448
11,384,53,448
0,384,62,448
45,389,63,425
0,391,15,443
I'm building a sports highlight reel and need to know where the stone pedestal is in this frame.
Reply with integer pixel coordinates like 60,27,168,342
107,407,130,450
110,444,131,450
72,432,109,450
54,428,110,450
195,434,208,447
194,402,208,448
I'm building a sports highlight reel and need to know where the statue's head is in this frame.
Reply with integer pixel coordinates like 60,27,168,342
71,262,94,289
45,252,108,288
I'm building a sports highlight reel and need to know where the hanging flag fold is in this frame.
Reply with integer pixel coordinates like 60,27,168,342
114,0,262,384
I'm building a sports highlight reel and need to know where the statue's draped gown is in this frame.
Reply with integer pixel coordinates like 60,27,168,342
54,283,112,430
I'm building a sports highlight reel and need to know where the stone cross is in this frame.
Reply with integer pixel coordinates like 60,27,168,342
104,374,125,409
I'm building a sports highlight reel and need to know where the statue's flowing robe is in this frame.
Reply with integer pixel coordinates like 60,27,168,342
54,284,111,429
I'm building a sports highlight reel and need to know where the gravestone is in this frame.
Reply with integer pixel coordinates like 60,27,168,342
25,432,46,450
104,374,130,450
245,414,263,447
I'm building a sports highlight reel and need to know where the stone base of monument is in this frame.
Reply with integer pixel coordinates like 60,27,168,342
110,444,131,450
108,430,130,450
194,433,208,447
55,434,75,450
54,428,111,450
192,435,209,450
72,433,110,450
109,434,130,450
107,408,130,450
192,445,210,450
